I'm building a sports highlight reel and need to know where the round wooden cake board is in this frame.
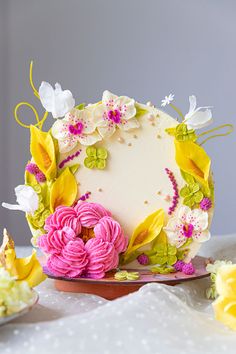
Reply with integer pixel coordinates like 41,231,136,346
44,256,210,300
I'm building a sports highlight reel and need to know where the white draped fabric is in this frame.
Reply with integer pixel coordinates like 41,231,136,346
1,234,236,354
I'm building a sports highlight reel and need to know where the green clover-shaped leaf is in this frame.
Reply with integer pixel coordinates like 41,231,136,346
84,146,108,170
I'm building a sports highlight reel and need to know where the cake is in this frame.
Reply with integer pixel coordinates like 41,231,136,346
4,61,232,280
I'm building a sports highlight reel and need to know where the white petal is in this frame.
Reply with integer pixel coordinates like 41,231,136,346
178,206,191,223
185,95,197,118
114,96,136,120
164,227,186,248
98,124,116,139
119,118,140,131
52,87,75,119
185,109,213,130
78,132,102,146
2,203,26,212
102,90,118,106
51,119,68,140
186,208,208,231
39,81,55,112
80,110,96,134
192,229,211,243
2,185,39,215
92,105,108,127
58,138,78,153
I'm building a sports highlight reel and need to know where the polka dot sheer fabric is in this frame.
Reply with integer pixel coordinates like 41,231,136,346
1,235,236,354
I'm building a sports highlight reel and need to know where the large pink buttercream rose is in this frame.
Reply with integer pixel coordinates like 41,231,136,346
75,202,111,228
47,239,88,278
45,206,81,235
38,226,76,255
94,216,128,253
39,202,127,279
85,238,118,279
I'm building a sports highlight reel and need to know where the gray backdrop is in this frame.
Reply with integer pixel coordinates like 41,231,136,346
0,0,235,245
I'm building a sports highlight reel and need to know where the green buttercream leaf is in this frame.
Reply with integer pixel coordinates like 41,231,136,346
180,185,190,197
175,123,197,142
135,103,148,118
180,170,195,185
194,191,204,203
165,127,176,136
96,159,106,170
84,157,96,169
167,255,177,266
69,164,80,175
151,266,176,274
97,148,108,159
75,103,85,110
86,146,97,158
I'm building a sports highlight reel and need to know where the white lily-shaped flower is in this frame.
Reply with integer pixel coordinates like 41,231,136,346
92,90,139,139
184,95,213,129
39,81,75,119
51,107,102,153
161,93,175,107
2,185,39,215
164,206,210,248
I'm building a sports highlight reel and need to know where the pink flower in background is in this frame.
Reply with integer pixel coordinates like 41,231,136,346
38,201,127,279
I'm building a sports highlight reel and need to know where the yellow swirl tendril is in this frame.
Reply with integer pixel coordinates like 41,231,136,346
14,61,48,130
197,124,234,145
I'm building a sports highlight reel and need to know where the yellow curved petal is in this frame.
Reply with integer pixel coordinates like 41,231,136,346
174,140,211,188
50,167,78,212
215,265,236,298
5,249,46,288
125,209,165,256
30,125,57,181
213,296,236,331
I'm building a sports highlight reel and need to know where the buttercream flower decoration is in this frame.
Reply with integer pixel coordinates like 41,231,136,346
84,146,108,170
93,90,139,139
0,229,46,288
51,107,102,153
212,264,236,331
38,201,128,279
2,185,39,215
180,182,204,207
164,205,210,248
39,81,75,119
183,95,213,130
114,270,140,281
161,94,175,107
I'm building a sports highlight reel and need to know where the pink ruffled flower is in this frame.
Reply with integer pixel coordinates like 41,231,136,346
38,226,76,255
85,238,118,279
45,206,81,235
94,216,128,253
47,239,88,278
39,201,128,279
75,202,111,228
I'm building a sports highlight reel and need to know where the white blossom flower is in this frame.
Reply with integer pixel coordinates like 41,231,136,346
92,90,139,139
51,107,102,153
164,206,210,248
2,185,39,215
184,95,213,129
161,94,175,107
39,81,75,119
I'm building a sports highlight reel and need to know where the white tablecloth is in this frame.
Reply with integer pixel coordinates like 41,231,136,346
1,235,236,354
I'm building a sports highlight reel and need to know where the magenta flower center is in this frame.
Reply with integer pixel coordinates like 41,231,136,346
182,223,194,238
68,121,84,135
107,109,121,124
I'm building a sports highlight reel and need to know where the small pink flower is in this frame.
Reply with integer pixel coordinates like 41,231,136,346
45,206,81,235
47,239,87,278
182,262,195,275
85,238,118,279
75,202,111,228
137,254,149,265
93,216,128,253
35,171,46,183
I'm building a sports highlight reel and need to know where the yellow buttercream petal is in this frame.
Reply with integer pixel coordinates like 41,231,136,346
30,125,57,181
125,209,165,256
5,249,46,288
213,296,236,331
215,265,236,298
50,167,78,212
174,140,211,188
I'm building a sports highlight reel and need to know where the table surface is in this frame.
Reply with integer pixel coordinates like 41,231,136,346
1,234,236,354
